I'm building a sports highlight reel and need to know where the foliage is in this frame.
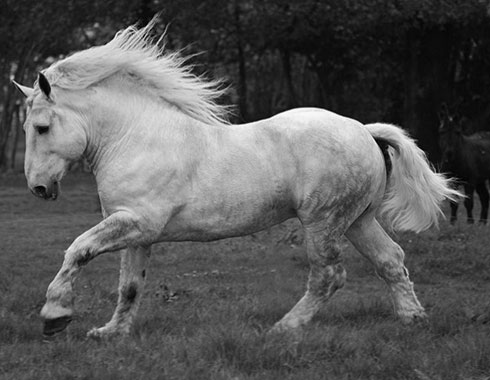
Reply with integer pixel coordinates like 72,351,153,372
2,0,490,168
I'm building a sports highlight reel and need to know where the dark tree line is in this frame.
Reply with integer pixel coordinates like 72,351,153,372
1,0,490,169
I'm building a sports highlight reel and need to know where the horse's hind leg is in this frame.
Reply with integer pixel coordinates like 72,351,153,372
270,227,346,333
346,215,426,323
87,246,151,338
475,182,489,224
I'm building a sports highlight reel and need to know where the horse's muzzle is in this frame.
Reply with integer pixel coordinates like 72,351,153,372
31,181,59,200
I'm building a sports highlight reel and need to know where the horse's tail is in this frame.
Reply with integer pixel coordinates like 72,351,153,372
364,123,462,233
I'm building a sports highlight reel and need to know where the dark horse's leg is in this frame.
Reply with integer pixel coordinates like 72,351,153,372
449,200,458,224
464,184,475,224
448,182,460,224
475,182,489,224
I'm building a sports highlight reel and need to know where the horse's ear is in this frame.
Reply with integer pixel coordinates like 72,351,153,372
38,72,52,99
12,80,34,98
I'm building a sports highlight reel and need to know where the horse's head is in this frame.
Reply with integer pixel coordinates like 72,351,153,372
438,105,463,173
13,73,87,200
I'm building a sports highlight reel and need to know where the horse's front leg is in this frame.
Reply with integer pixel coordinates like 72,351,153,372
87,246,151,338
40,211,149,336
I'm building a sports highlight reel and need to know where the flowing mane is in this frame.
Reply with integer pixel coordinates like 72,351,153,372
43,20,231,126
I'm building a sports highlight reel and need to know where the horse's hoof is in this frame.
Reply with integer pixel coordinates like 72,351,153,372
266,324,304,345
87,327,113,340
399,310,428,325
87,325,129,340
412,312,429,324
43,315,73,336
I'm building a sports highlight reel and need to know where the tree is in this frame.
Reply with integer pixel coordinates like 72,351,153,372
244,0,490,161
4,0,490,168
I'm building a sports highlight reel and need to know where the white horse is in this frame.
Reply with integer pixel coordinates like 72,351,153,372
14,21,460,338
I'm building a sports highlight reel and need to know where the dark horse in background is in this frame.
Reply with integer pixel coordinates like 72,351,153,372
439,111,490,224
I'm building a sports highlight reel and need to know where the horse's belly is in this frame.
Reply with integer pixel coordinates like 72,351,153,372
159,201,296,242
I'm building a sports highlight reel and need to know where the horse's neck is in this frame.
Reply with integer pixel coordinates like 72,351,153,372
83,89,223,178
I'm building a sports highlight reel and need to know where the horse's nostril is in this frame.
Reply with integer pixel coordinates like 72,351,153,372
33,185,48,198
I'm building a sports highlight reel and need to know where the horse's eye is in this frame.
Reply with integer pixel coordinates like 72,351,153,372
36,125,49,135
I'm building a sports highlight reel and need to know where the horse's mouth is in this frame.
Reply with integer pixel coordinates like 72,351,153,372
51,181,60,200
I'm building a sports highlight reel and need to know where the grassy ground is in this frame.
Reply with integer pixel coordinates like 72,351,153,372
1,172,490,380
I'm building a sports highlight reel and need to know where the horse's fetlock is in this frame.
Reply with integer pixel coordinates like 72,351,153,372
377,261,407,283
392,244,405,262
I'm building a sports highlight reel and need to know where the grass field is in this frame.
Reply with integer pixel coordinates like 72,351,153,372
1,172,490,380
